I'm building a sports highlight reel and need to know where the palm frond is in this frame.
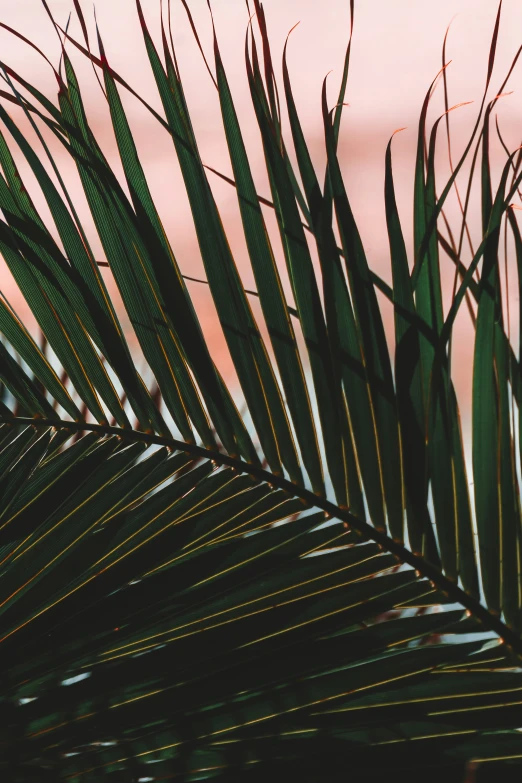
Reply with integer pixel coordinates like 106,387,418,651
1,1,522,780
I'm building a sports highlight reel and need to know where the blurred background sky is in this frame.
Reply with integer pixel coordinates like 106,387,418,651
2,0,522,449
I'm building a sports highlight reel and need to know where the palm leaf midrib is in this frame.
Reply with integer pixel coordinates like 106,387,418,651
5,413,520,659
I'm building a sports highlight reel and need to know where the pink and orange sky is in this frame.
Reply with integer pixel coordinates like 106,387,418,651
1,0,522,446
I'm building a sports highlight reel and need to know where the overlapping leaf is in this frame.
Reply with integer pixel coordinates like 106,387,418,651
0,0,520,780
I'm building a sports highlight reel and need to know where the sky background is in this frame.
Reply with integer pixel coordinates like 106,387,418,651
1,0,522,448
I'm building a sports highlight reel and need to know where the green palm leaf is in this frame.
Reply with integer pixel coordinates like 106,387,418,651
0,1,522,780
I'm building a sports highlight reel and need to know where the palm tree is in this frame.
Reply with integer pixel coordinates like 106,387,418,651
1,0,522,779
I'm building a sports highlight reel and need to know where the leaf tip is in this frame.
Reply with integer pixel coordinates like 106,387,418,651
136,0,148,31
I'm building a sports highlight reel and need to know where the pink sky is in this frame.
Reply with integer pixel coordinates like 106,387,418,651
1,0,522,443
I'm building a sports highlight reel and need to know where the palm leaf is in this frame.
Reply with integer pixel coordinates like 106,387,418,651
0,1,522,780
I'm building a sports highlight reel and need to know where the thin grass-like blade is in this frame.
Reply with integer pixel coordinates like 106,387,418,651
0,112,135,429
0,298,80,420
473,158,509,613
61,56,202,443
97,32,224,451
250,1,311,226
214,31,320,489
424,112,475,582
323,91,402,535
137,0,297,476
385,130,437,558
247,35,349,506
282,37,374,520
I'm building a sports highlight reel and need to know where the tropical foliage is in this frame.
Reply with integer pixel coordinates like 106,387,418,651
1,0,522,780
